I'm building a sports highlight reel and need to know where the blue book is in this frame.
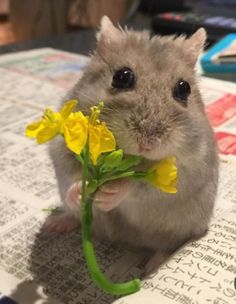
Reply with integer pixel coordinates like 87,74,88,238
201,33,236,73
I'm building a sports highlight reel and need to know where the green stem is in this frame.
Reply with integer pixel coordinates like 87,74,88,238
98,171,147,188
75,154,84,166
81,145,141,295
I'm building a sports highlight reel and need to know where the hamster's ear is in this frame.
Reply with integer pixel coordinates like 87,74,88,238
185,28,207,66
96,16,123,55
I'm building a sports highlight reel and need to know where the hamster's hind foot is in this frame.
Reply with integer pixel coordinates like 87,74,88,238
144,251,170,277
44,212,79,235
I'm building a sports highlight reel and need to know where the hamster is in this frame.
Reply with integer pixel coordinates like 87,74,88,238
47,16,219,274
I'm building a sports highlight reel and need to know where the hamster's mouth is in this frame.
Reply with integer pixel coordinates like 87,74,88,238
136,145,158,160
117,138,162,160
135,143,171,161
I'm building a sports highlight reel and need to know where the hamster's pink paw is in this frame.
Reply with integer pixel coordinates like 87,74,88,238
144,251,169,276
94,179,131,212
66,181,82,209
44,212,79,235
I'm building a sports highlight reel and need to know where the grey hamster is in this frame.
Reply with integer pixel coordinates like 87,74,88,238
48,16,219,274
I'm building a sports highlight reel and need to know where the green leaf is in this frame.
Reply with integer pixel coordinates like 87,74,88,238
100,149,123,171
96,152,109,167
88,179,98,193
118,155,143,171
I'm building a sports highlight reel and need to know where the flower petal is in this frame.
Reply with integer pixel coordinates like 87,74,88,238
62,112,88,154
89,122,116,165
156,177,177,194
25,120,44,138
147,157,177,193
60,100,78,119
36,124,59,144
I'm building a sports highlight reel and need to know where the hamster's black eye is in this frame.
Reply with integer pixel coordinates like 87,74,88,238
173,79,191,106
112,67,135,89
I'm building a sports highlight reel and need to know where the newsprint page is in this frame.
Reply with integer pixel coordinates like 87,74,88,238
0,49,235,304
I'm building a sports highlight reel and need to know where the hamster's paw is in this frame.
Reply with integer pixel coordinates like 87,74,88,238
66,181,82,209
44,212,79,235
94,179,131,212
144,251,169,277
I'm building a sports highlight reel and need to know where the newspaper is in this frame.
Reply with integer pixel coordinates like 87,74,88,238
0,48,235,304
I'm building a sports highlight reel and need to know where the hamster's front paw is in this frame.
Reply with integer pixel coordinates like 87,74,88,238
66,181,82,210
94,179,131,212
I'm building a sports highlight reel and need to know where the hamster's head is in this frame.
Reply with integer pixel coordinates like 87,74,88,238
77,16,207,161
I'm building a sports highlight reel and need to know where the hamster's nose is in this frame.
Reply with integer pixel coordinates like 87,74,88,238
138,143,153,153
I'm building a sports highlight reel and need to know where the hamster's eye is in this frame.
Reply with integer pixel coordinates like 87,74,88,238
112,67,135,89
173,79,191,105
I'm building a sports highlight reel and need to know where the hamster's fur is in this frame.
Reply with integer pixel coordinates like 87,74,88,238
48,16,219,274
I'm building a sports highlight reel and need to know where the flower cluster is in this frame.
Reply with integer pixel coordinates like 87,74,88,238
26,100,115,165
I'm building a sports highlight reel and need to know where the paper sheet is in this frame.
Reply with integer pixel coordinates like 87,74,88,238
0,48,235,304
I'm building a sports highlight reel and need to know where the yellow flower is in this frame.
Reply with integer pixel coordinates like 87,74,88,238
146,157,177,193
89,122,116,165
88,103,116,165
25,100,78,144
62,102,115,164
62,112,88,155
